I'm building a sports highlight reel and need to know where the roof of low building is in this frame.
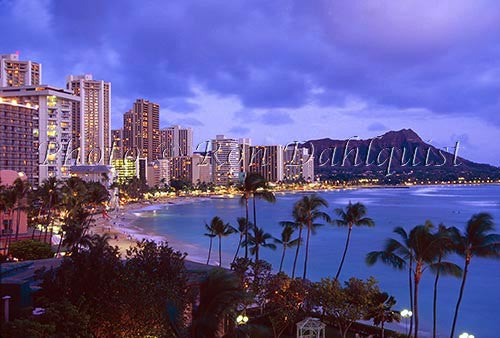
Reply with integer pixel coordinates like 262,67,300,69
70,165,112,174
1,257,226,286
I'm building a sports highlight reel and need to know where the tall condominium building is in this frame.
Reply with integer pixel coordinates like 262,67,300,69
248,145,284,183
111,129,124,161
149,159,170,186
122,110,133,156
192,153,212,184
160,125,193,158
66,74,111,164
146,163,160,187
284,147,315,182
0,86,80,185
211,135,241,185
168,156,193,182
137,158,147,182
0,53,42,87
123,99,160,161
238,138,251,174
0,99,37,185
158,159,170,185
112,157,137,184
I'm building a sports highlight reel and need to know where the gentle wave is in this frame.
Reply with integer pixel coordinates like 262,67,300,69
460,200,500,207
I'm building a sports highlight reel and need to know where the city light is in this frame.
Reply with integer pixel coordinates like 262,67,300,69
236,314,249,325
400,309,413,336
400,309,413,318
459,333,474,338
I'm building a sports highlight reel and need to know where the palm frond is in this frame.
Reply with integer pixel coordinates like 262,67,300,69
366,250,406,269
429,261,462,277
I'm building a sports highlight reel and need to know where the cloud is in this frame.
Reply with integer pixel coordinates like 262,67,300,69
2,0,499,125
228,126,250,135
172,117,204,127
1,0,500,163
367,122,388,132
162,99,199,114
260,111,294,125
233,109,258,122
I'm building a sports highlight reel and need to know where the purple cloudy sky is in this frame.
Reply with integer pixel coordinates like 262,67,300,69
1,0,499,165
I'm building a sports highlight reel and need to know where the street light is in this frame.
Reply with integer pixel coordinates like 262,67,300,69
236,313,249,325
400,309,413,336
459,333,474,338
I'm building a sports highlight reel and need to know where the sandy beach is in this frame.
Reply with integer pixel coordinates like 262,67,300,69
89,196,210,255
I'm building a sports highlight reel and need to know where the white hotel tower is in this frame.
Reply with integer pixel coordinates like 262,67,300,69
211,135,241,185
0,85,80,185
66,74,111,164
0,53,42,87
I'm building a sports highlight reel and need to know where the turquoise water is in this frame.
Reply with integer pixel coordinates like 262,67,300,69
132,185,500,337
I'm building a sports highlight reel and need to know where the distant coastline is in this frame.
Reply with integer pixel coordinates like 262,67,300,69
93,182,500,259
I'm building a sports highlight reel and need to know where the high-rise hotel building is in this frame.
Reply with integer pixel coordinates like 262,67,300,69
66,74,111,164
111,129,124,160
0,86,80,185
159,125,193,158
211,135,241,185
284,147,315,182
0,53,41,87
0,99,37,184
123,99,160,161
238,138,251,174
247,145,284,183
192,153,212,184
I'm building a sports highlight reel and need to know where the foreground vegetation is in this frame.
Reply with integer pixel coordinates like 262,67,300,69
1,174,499,337
2,237,403,338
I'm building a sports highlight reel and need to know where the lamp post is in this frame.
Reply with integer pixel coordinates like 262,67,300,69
2,296,11,322
459,333,475,338
236,313,249,325
400,309,413,336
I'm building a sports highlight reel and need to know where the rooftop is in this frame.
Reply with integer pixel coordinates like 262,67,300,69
70,165,112,174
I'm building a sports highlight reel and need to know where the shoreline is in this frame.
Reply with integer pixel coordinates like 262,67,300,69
93,183,500,257
90,196,214,263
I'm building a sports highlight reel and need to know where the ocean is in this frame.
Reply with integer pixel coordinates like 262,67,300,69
131,184,500,337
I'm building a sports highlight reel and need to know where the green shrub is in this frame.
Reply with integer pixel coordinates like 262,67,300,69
9,240,54,261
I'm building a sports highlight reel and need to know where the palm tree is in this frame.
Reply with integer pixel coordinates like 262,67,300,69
244,226,276,262
12,178,30,241
85,181,109,210
61,177,87,210
430,224,461,338
0,185,6,246
2,187,16,255
280,206,307,278
204,220,216,265
369,222,461,338
190,269,247,337
334,201,374,281
366,227,413,337
295,194,330,280
252,185,276,230
274,225,299,273
210,216,236,266
37,177,60,242
232,217,251,263
449,213,500,338
81,181,110,238
407,222,440,338
238,173,265,259
366,292,400,338
61,206,92,253
89,233,112,252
